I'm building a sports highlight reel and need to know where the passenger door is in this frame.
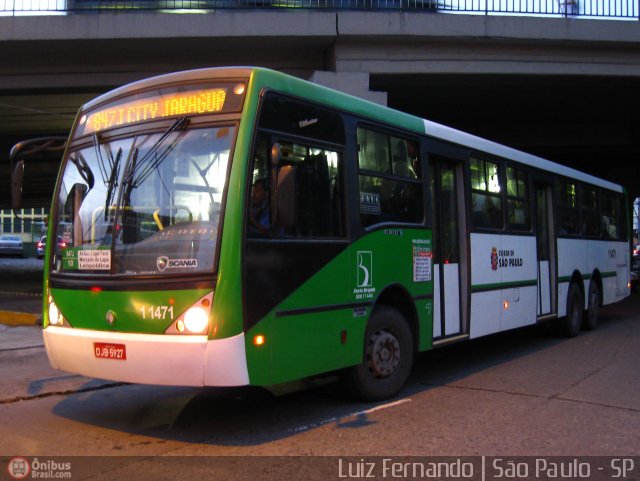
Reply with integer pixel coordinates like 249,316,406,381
430,156,467,340
534,182,556,317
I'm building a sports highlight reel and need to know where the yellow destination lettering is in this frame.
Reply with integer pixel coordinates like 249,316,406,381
163,90,226,117
85,88,228,134
127,106,138,124
148,102,159,119
91,112,109,131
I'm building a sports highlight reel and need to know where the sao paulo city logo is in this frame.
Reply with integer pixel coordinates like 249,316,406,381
491,247,498,271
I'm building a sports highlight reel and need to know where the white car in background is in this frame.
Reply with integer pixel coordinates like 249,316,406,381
0,235,24,257
37,236,67,258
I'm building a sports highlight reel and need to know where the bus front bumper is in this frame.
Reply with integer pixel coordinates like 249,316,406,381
43,326,250,387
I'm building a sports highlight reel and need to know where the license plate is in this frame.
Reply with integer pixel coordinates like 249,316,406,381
94,342,127,360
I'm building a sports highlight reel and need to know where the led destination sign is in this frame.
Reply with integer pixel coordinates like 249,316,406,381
77,82,246,135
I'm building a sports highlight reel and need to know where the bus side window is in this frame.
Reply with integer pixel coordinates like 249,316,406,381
274,149,343,238
555,180,579,235
580,186,600,237
276,164,296,233
601,192,622,239
470,157,503,230
506,166,531,231
248,138,272,238
357,128,423,227
248,140,344,239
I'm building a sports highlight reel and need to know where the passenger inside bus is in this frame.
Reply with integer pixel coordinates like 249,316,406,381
390,143,420,221
249,178,271,236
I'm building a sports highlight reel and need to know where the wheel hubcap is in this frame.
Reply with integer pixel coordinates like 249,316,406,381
589,291,599,320
572,302,581,323
366,329,401,378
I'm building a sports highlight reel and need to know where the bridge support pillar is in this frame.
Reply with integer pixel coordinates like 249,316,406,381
308,71,387,105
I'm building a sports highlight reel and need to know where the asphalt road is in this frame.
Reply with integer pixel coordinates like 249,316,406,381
1,258,639,480
0,258,43,320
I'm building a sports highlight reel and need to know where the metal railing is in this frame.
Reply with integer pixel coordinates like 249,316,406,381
0,0,637,18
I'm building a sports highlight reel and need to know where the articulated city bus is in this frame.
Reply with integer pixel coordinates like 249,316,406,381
20,67,630,400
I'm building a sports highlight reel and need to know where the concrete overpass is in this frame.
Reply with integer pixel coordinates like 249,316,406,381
1,9,640,207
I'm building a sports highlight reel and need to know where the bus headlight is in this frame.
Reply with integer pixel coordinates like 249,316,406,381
164,291,213,335
184,307,208,333
47,297,67,326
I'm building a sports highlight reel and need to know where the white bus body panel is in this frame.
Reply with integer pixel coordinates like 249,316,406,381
557,238,587,316
557,238,629,314
500,236,537,331
501,286,537,331
43,326,250,387
470,291,502,339
470,233,502,339
470,233,537,339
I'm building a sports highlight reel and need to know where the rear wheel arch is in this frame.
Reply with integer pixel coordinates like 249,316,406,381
345,295,415,401
583,270,602,331
590,270,603,305
562,271,584,338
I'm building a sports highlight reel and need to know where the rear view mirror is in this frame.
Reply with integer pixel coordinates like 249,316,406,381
9,136,67,213
11,160,25,211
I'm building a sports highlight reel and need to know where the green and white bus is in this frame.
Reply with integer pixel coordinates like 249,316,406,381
29,67,631,400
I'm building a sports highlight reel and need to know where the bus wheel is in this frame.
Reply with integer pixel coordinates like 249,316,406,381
562,282,583,338
347,306,413,401
582,281,600,331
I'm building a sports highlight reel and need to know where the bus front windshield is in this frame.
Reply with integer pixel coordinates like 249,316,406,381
52,123,235,276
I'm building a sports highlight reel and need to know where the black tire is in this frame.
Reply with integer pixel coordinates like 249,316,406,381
345,306,414,401
562,282,583,338
582,281,600,331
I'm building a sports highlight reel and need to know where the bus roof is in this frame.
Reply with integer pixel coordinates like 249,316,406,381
422,120,623,193
81,67,257,111
82,66,622,194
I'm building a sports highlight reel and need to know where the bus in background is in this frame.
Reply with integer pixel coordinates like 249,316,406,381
12,67,630,401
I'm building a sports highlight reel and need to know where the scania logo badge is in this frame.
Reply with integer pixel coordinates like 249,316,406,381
157,256,169,272
106,310,117,326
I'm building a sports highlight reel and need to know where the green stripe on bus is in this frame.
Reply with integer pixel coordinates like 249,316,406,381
471,279,538,293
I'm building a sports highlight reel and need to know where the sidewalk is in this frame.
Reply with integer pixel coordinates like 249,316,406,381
0,309,41,326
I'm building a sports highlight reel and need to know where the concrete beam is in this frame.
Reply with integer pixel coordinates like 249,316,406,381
2,11,640,91
332,40,640,76
335,11,640,44
331,12,640,76
2,10,639,45
0,10,338,41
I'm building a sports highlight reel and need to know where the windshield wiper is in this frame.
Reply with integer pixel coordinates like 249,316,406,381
121,146,139,208
92,133,110,184
190,153,219,207
69,152,95,189
121,116,189,188
104,147,122,220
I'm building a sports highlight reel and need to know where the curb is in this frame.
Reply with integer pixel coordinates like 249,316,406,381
0,310,41,326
